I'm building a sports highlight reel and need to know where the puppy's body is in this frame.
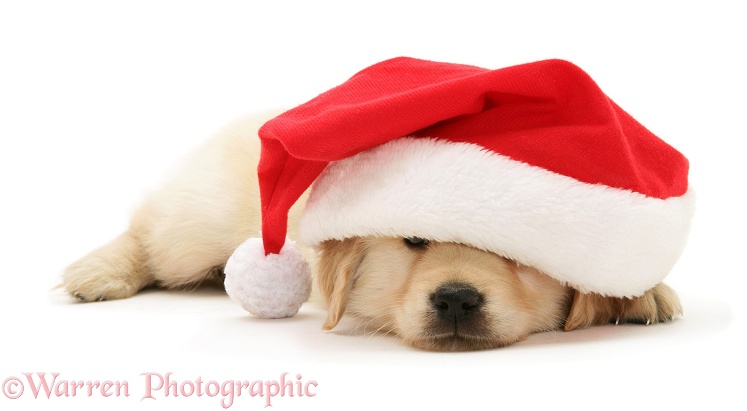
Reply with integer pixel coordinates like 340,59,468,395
63,114,682,351
65,116,264,300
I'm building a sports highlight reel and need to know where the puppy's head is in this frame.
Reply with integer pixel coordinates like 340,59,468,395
316,236,573,351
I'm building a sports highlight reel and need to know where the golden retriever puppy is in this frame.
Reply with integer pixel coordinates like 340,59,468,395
62,114,682,351
316,238,681,351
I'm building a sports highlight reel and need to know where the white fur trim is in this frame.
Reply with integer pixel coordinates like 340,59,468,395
299,138,695,298
224,237,311,318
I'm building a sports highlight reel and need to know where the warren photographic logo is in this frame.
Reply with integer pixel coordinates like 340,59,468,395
3,372,317,408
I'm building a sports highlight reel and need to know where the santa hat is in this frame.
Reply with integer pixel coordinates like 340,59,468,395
224,57,695,319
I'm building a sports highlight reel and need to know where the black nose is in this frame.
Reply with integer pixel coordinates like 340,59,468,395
430,283,483,322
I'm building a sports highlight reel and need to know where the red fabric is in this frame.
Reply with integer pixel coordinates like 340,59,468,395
257,57,689,255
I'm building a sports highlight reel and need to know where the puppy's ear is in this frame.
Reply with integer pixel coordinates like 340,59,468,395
564,282,683,331
316,238,365,330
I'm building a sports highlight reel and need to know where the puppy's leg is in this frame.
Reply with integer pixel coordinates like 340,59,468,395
63,115,277,301
564,282,682,331
63,230,153,301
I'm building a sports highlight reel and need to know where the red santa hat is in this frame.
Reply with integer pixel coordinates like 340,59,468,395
224,57,695,319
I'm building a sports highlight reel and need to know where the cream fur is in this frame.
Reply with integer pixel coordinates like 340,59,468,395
315,237,682,351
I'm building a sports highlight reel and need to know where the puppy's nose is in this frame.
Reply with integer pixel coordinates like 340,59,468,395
430,283,483,322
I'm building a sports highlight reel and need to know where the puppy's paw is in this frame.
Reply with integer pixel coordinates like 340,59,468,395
614,282,682,325
62,233,152,302
564,282,682,331
63,262,142,302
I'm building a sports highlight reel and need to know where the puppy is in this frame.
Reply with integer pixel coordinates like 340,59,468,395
316,238,681,351
63,114,682,351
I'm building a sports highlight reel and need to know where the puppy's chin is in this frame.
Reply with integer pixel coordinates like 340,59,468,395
405,335,518,352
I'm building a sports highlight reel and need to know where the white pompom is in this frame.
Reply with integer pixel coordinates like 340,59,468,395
224,237,311,319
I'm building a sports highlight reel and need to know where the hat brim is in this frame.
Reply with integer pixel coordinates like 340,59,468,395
299,138,695,297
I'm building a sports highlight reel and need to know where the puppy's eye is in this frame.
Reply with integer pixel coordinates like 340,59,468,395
404,237,430,248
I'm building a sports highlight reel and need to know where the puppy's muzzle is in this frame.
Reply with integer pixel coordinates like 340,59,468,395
430,283,483,324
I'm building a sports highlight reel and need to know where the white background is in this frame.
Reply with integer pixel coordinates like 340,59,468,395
1,1,744,410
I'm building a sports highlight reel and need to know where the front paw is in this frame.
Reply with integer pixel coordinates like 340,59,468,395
614,282,682,325
564,282,682,331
